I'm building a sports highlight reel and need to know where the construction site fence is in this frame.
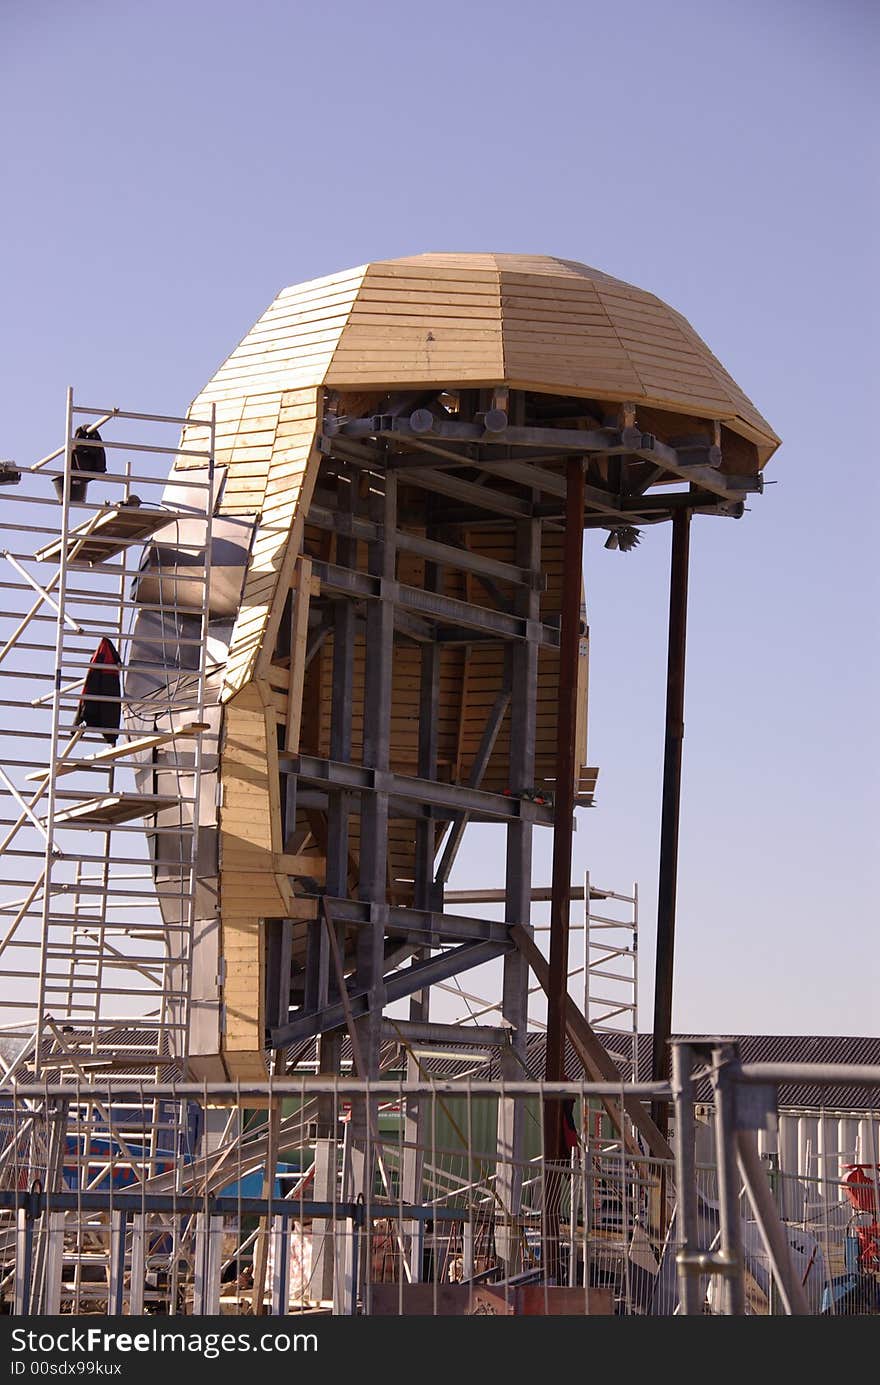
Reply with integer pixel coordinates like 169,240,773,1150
0,1070,878,1317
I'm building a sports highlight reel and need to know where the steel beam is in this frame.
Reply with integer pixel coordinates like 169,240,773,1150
270,940,511,1047
434,680,511,886
286,755,554,825
393,466,533,518
332,416,639,454
310,560,559,646
382,1018,509,1047
329,417,760,503
307,502,538,589
292,894,511,945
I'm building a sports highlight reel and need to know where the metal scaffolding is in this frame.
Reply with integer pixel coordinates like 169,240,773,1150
584,875,638,1082
0,390,216,1079
5,387,849,1321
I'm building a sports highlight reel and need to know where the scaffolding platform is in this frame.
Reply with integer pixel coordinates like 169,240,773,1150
24,722,209,780
35,503,176,565
52,792,183,827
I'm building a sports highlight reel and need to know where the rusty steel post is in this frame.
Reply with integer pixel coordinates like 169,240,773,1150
651,507,691,1136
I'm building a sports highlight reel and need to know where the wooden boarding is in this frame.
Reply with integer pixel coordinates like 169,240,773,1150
285,555,312,753
27,722,208,780
218,684,294,1077
53,793,180,827
36,506,176,565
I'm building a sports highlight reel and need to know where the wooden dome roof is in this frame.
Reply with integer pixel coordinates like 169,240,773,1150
198,251,779,463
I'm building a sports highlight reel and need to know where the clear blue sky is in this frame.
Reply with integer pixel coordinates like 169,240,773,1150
1,0,877,1035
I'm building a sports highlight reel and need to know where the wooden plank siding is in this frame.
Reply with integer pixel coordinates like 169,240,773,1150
218,683,294,1078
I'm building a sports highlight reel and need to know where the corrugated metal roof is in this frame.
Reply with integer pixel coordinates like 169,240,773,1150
19,1026,879,1112
347,1030,880,1112
636,1033,880,1113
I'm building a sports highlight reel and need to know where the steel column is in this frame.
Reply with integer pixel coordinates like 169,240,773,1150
651,507,691,1132
544,461,585,1117
405,545,441,1274
311,475,357,1304
542,457,585,1281
129,1213,146,1315
355,471,397,1079
496,502,542,1271
107,1209,126,1315
270,1215,291,1315
193,1213,222,1315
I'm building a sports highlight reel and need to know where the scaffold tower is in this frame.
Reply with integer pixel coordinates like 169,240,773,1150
0,393,216,1080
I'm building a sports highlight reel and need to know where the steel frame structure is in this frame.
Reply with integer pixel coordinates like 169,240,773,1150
0,389,659,1312
0,375,792,1316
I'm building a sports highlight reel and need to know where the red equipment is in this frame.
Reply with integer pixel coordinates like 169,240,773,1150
842,1164,880,1270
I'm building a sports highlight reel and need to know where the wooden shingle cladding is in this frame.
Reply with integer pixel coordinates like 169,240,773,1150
324,259,505,388
164,252,777,1075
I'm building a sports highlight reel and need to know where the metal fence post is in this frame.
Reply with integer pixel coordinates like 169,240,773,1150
672,1042,702,1314
14,1205,35,1316
711,1045,746,1314
271,1215,290,1316
129,1213,146,1315
107,1210,126,1316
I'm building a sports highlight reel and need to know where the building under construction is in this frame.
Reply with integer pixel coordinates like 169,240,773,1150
1,253,877,1317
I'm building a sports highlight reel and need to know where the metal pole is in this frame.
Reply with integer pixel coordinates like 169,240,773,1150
270,1215,290,1315
14,1206,34,1315
651,507,691,1133
544,457,585,1099
107,1209,126,1315
736,1132,810,1315
631,881,639,1081
582,870,590,1042
129,1214,146,1315
34,387,76,1073
496,510,541,1273
711,1046,746,1314
671,1043,702,1314
543,456,585,1279
42,1211,64,1315
176,402,215,1065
